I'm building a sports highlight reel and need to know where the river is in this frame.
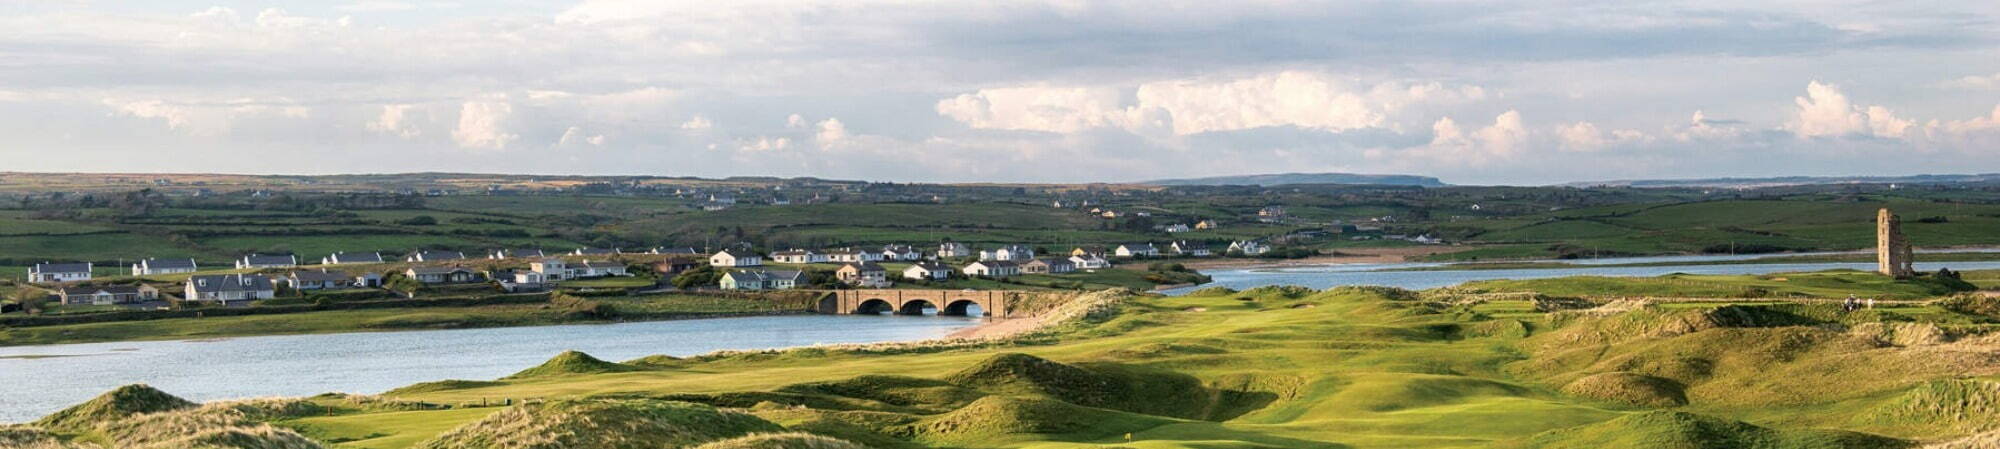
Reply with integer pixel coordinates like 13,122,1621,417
0,314,978,422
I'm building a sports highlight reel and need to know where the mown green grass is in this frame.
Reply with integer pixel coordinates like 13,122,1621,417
1454,270,1972,299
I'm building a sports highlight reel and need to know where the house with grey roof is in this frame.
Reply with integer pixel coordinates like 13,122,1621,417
962,260,1020,278
236,254,298,269
321,252,384,265
283,270,356,290
709,249,762,267
132,258,197,276
903,261,952,281
185,274,276,304
59,285,160,305
650,247,700,255
489,248,547,259
28,262,93,283
405,266,478,284
1114,243,1160,258
572,247,621,256
405,250,466,263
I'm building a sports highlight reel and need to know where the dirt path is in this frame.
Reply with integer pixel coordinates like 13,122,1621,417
1176,246,1464,270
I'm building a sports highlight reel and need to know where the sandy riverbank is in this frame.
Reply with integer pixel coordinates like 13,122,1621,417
1176,246,1463,270
944,314,1046,339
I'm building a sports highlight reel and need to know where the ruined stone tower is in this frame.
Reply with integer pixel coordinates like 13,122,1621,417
1876,208,1914,278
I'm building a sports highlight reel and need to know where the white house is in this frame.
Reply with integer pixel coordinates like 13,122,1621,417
236,254,298,269
824,248,885,263
1165,224,1191,233
572,260,629,278
530,259,569,282
1069,254,1111,270
405,266,478,284
770,249,820,264
573,247,621,256
962,260,1020,278
322,252,384,265
710,249,763,267
283,270,355,290
650,247,700,256
938,242,971,258
982,244,1034,262
132,258,197,275
881,244,924,261
1170,241,1212,257
720,270,802,290
1227,240,1269,256
405,250,466,263
489,249,547,260
903,261,952,281
1114,243,1159,258
29,262,93,283
184,274,276,304
1022,258,1076,274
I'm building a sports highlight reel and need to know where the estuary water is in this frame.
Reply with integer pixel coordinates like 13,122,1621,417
0,314,977,422
1163,255,2000,294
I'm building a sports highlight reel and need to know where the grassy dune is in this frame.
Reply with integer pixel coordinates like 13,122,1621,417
15,274,2000,448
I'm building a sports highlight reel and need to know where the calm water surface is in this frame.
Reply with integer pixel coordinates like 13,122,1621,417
0,314,977,422
1164,256,2000,294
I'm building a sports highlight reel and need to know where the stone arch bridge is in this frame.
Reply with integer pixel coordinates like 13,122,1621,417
821,289,1024,318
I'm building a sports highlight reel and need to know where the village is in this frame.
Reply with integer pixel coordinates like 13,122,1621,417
8,239,1265,311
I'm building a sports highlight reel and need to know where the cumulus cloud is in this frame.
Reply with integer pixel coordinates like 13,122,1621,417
1790,81,1911,138
451,100,517,150
103,98,309,136
1942,73,2000,90
816,118,848,144
680,116,714,130
938,71,1486,136
368,104,423,138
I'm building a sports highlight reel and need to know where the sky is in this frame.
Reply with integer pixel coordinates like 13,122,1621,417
0,1,1997,185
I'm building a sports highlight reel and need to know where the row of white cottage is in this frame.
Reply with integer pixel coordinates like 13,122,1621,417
24,247,701,284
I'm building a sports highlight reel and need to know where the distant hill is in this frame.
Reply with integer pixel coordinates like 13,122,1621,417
1146,172,1448,187
1569,174,2000,188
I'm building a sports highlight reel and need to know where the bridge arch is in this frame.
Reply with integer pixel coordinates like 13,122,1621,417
896,299,938,316
854,299,895,315
827,289,1014,319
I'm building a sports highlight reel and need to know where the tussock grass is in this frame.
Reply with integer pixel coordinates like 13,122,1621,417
686,432,867,449
383,380,507,396
1865,379,2000,436
907,396,1173,447
415,399,782,449
33,384,196,432
1560,372,1689,407
503,350,644,379
1495,411,1909,449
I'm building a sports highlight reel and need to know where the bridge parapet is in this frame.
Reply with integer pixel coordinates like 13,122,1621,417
824,289,1020,318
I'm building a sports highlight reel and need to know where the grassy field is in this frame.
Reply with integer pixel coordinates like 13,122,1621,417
19,270,2000,448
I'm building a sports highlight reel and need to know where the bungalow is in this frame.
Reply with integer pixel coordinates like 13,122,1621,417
512,269,552,285
132,258,197,276
488,249,547,260
1170,241,1212,257
1021,258,1076,274
405,266,478,284
836,262,890,288
824,248,884,263
962,260,1020,278
322,252,384,265
572,247,621,256
1227,240,1269,256
1069,254,1111,270
572,260,629,278
283,270,355,290
720,270,803,290
1258,206,1287,218
650,247,701,256
1164,224,1192,233
1070,246,1107,258
59,285,160,305
938,242,972,258
710,249,763,267
236,254,297,270
405,250,466,263
881,245,924,261
355,272,384,288
29,262,93,283
982,244,1034,262
185,274,276,304
770,249,820,264
651,259,700,275
1114,243,1159,258
903,261,953,281
1195,219,1220,230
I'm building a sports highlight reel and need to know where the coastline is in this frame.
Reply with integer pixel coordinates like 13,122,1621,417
0,309,816,348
